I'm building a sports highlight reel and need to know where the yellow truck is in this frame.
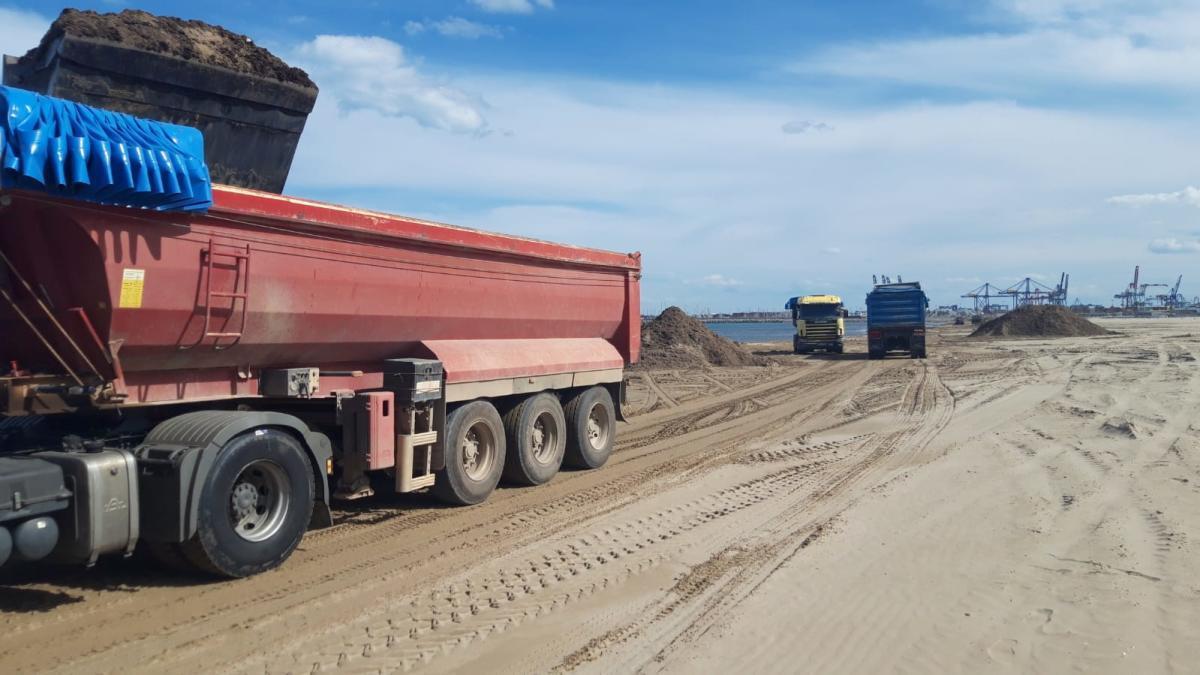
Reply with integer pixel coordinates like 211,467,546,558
785,294,847,354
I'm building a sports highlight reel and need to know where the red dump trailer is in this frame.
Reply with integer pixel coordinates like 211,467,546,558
0,185,641,577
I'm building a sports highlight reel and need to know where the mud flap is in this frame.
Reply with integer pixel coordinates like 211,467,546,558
610,380,628,422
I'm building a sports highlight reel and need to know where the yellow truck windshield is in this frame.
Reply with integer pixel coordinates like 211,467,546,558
799,305,841,320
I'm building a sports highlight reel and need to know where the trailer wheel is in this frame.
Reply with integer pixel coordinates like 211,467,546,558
181,429,314,578
563,387,616,470
502,393,566,486
433,401,506,505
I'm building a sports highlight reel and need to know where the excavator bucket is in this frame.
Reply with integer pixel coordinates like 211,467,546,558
3,9,318,194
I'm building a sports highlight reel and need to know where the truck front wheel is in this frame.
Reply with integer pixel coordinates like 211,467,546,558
434,401,507,505
182,429,315,578
563,387,616,469
502,393,566,486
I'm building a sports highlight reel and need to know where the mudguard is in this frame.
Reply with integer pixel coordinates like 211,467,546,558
134,411,332,544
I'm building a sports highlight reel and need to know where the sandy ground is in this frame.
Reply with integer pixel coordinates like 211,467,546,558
2,319,1199,673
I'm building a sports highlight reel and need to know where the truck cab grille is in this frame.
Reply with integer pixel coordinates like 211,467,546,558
802,321,839,338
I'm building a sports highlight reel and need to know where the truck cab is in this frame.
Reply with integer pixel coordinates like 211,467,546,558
785,294,847,354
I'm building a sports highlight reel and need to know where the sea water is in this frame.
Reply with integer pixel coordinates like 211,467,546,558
705,320,867,343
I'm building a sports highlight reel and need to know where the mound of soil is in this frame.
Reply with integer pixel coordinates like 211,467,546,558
638,307,768,369
970,305,1110,338
18,9,314,88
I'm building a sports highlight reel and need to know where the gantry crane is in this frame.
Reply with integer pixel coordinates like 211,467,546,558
1003,277,1060,307
961,282,1006,313
1114,265,1141,310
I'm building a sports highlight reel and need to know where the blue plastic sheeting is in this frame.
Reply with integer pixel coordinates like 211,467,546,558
0,86,211,212
866,283,928,328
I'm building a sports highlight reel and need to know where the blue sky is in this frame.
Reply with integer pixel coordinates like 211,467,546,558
3,1,1200,311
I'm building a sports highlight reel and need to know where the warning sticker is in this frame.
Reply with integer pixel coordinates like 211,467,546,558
119,268,146,309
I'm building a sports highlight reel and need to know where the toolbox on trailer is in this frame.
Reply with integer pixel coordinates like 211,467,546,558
384,359,445,403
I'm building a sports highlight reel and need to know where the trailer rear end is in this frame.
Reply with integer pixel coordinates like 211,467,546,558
866,282,928,359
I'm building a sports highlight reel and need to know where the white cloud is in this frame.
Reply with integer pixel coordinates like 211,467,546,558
790,1,1200,97
294,35,487,135
1107,186,1200,206
782,120,833,134
996,0,1182,28
1148,237,1200,253
405,17,504,39
823,246,842,254
469,0,553,14
695,274,744,287
0,7,49,57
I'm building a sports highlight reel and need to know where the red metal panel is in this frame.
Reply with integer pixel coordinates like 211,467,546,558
1,186,641,408
623,269,641,364
209,185,640,271
419,338,623,383
342,391,396,470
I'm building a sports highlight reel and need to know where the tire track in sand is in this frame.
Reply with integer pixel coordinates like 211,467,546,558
2,361,882,674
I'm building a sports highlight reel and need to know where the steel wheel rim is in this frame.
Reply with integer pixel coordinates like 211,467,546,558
531,411,560,464
586,403,611,451
229,459,291,543
462,421,497,481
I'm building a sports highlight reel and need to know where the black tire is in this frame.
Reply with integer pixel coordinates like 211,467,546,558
563,387,616,470
834,343,844,354
502,393,566,486
912,349,927,359
868,350,884,360
181,429,315,578
433,401,506,505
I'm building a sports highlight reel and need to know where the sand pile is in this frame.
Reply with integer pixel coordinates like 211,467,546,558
18,9,314,88
970,305,1109,338
638,307,768,369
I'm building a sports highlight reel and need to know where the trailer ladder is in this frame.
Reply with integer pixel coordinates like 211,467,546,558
199,241,252,350
397,405,437,492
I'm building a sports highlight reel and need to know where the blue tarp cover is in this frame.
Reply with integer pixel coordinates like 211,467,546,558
866,282,928,327
0,86,211,212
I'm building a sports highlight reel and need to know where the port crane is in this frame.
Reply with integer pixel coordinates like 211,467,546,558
1160,275,1184,310
961,282,1006,313
1114,265,1141,310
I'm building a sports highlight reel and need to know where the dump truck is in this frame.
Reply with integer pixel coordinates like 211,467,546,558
785,294,847,354
866,282,928,359
0,12,640,578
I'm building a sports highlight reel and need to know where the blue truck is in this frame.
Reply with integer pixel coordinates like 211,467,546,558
866,282,929,359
